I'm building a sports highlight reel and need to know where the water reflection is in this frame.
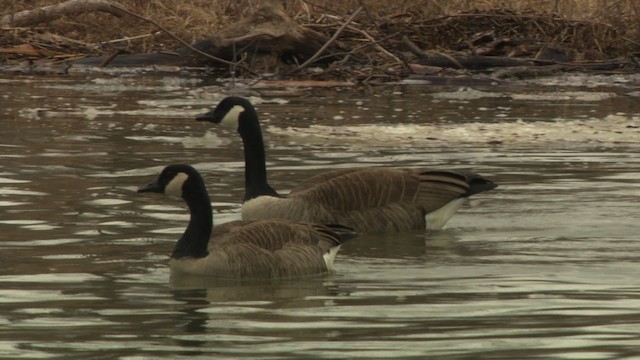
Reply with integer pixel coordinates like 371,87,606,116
1,73,640,358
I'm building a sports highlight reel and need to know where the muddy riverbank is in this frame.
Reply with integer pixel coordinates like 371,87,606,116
1,1,639,81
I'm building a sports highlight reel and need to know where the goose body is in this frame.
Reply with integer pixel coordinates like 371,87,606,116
138,164,356,278
197,97,497,233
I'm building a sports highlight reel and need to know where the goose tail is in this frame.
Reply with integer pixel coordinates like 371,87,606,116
320,224,356,271
465,175,498,197
324,224,358,245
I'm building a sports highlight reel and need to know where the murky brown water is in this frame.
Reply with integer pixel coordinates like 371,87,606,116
1,72,640,359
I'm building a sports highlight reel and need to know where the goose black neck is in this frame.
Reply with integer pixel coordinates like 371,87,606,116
172,175,212,259
237,106,279,202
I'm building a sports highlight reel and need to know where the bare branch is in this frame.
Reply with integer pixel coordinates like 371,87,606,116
290,6,363,74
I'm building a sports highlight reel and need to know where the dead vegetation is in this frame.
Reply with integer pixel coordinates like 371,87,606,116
1,0,639,80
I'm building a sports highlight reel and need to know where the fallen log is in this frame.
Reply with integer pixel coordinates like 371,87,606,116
416,53,536,70
403,35,534,69
403,35,637,73
492,59,638,78
0,0,127,27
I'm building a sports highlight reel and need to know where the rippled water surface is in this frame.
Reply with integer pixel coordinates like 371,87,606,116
1,73,640,359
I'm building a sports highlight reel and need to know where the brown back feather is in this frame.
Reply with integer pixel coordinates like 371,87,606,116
289,168,472,213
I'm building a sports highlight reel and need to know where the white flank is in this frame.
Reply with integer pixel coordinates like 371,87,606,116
221,105,245,130
323,245,342,272
425,198,465,230
165,172,188,198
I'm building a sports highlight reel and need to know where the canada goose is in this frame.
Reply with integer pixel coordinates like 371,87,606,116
196,96,497,233
138,164,356,278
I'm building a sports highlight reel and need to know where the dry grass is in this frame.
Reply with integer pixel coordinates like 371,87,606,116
1,0,638,64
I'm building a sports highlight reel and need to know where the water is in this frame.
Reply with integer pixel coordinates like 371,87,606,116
1,72,640,359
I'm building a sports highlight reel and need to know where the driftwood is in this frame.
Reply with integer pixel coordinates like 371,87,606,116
0,0,127,27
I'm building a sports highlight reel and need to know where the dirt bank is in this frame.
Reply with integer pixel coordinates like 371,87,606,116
1,0,639,81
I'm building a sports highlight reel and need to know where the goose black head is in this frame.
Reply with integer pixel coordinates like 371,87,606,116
196,96,255,132
138,164,195,198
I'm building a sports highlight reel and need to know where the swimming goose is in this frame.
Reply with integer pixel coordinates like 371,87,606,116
138,164,356,278
196,96,497,233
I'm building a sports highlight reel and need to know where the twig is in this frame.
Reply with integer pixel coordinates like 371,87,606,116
304,52,353,78
99,49,126,67
309,29,404,65
299,0,344,17
430,50,465,69
101,31,161,45
402,35,464,68
347,25,401,63
622,36,640,47
402,35,427,57
289,6,363,74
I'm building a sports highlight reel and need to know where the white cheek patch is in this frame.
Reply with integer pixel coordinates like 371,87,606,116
220,105,245,130
165,172,189,197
